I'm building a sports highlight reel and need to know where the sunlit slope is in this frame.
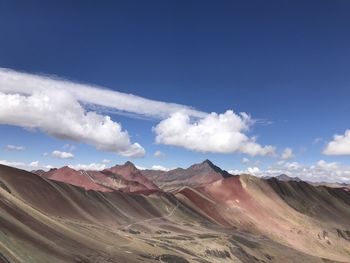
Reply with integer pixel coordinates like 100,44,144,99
176,174,350,262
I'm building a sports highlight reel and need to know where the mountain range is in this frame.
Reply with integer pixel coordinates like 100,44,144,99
0,160,350,263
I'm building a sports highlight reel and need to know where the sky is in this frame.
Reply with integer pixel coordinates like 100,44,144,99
0,0,350,183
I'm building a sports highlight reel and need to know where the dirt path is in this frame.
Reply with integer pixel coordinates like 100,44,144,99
120,198,179,231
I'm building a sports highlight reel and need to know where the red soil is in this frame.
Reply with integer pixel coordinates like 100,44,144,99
106,162,159,191
44,166,112,192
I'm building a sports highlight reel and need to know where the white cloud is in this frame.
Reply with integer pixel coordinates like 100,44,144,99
5,144,25,151
68,163,106,171
230,160,350,183
154,150,165,157
29,161,40,168
229,166,261,175
323,130,350,155
102,159,111,164
151,165,173,171
133,164,173,171
135,165,147,170
0,159,52,170
0,160,26,167
52,150,74,159
281,147,294,160
241,157,250,164
248,167,261,174
0,68,274,157
0,90,145,157
154,111,275,156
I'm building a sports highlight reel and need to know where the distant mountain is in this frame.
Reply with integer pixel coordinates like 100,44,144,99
274,174,302,182
152,159,234,189
38,166,112,192
33,162,159,193
105,161,159,191
309,181,350,191
30,169,46,177
140,169,166,183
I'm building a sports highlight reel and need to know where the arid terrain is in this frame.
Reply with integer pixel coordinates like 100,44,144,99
0,160,349,263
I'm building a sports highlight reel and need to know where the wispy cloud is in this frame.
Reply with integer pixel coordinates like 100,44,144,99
154,150,165,158
281,147,294,160
4,144,25,151
313,137,323,144
0,68,205,119
62,144,76,151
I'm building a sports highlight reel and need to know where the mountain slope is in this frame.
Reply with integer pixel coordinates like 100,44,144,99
39,166,112,192
34,163,159,193
105,161,159,191
154,160,234,189
1,163,350,263
176,174,350,262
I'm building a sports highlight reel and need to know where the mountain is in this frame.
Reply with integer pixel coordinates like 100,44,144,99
34,162,159,193
38,166,112,192
275,174,302,182
309,181,350,191
104,161,159,191
153,159,234,189
176,173,350,262
140,169,166,182
2,162,350,263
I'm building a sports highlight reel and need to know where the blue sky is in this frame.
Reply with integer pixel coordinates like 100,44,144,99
0,1,350,182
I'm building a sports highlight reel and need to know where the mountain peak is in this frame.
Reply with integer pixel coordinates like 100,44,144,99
59,166,76,172
275,174,302,182
187,159,232,178
124,161,136,168
202,159,214,166
195,159,222,172
109,161,138,171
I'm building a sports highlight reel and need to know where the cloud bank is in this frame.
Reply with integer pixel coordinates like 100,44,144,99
0,159,52,170
0,68,273,156
230,160,350,183
68,163,107,171
323,130,350,155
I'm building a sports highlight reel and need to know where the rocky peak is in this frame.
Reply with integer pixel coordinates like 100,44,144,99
189,159,228,176
123,161,137,169
275,174,302,182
